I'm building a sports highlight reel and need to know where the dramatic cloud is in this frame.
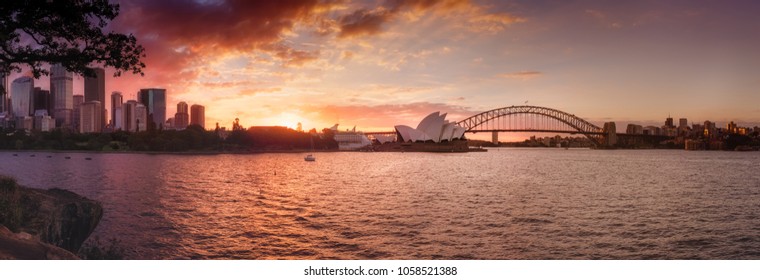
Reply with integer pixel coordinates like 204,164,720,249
338,8,393,38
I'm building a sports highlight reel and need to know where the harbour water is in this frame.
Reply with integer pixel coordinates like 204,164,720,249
1,149,759,259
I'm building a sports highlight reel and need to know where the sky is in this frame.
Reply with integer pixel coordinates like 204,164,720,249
7,0,760,138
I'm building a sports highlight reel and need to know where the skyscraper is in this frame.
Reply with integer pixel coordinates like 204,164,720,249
679,118,687,128
33,87,51,114
11,76,34,118
190,104,205,129
123,100,148,132
138,88,166,130
80,101,102,133
123,100,137,132
84,67,105,129
50,64,73,127
0,73,7,114
72,95,84,132
111,91,123,130
174,101,189,129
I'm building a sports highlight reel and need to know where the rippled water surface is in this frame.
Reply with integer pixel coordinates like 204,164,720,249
1,149,759,259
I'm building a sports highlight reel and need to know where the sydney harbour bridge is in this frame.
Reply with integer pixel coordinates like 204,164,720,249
366,105,669,148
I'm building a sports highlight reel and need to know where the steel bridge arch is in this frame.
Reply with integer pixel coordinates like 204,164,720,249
456,105,605,145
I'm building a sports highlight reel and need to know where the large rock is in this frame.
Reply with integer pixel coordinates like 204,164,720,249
0,175,102,256
0,225,79,260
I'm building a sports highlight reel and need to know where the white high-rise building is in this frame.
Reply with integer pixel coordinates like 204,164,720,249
11,76,34,118
50,64,74,127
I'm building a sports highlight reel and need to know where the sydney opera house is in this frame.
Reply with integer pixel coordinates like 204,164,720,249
394,112,467,143
372,112,471,152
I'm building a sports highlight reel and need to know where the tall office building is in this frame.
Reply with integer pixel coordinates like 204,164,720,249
123,100,137,132
135,103,147,132
174,101,189,129
111,91,123,130
72,95,85,132
0,73,7,114
33,87,51,114
50,64,74,127
190,104,205,129
679,118,687,128
123,100,147,132
11,76,34,118
84,67,105,129
138,88,166,130
80,101,102,133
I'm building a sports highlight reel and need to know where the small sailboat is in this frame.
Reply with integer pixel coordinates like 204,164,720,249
304,137,316,162
304,154,315,161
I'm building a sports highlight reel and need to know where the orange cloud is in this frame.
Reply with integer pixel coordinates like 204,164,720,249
499,71,543,80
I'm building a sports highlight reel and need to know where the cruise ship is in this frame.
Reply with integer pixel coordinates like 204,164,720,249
329,124,373,150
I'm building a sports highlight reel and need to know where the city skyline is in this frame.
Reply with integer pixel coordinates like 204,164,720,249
4,0,759,139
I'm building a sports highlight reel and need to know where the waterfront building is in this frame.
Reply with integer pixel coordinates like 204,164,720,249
679,118,688,128
72,95,84,132
190,104,205,128
111,92,123,130
84,67,106,130
80,101,102,133
727,121,738,134
703,120,716,138
122,100,148,132
135,103,147,132
50,64,74,127
33,110,53,132
11,76,34,118
174,101,189,130
15,116,33,131
643,126,661,136
626,124,644,135
138,88,166,130
691,123,703,138
394,112,466,143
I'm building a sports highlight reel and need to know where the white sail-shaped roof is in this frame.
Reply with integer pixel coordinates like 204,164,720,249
441,122,456,142
394,112,467,143
416,111,440,131
394,125,415,142
421,113,445,142
453,126,466,140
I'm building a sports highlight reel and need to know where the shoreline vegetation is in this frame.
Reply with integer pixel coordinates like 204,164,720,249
0,125,340,153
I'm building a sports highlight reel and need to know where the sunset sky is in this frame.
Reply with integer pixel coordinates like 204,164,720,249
8,0,760,137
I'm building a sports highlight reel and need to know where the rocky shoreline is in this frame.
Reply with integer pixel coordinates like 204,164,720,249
0,176,102,259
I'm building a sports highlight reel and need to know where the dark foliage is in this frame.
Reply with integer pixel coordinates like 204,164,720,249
0,0,145,77
0,124,339,152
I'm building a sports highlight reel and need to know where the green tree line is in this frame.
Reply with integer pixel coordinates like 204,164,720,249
0,125,338,152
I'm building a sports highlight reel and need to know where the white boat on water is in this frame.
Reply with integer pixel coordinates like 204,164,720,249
305,137,316,161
